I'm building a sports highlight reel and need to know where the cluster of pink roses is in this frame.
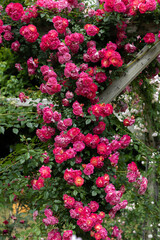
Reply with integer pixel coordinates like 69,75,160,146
65,32,84,53
40,29,60,51
20,24,39,43
31,176,44,190
64,62,79,79
90,103,113,118
116,21,127,48
19,92,29,103
5,2,24,21
111,226,123,240
83,39,123,68
40,65,57,81
83,42,101,63
72,101,84,117
63,194,111,240
36,126,55,142
97,135,130,159
84,24,99,37
42,107,60,124
0,21,13,43
31,166,52,190
11,40,20,52
64,168,84,187
88,8,105,20
39,165,52,178
101,48,123,68
109,199,128,219
52,16,69,34
36,0,78,12
143,32,155,44
47,229,73,240
41,151,50,164
27,57,38,75
40,72,62,95
2,0,152,238
95,72,107,83
56,42,71,64
21,5,38,24
127,162,148,194
90,156,105,168
75,72,98,100
105,183,127,208
103,0,156,16
53,127,85,164
123,116,135,126
96,174,110,188
93,121,106,135
43,208,59,226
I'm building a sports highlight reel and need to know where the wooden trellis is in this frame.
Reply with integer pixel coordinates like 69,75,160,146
99,37,160,103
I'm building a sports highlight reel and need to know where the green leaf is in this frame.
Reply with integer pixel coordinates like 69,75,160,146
20,159,25,164
53,204,59,212
92,191,97,196
13,128,19,134
0,126,5,134
26,122,33,128
73,190,78,196
9,194,14,202
86,119,91,125
25,152,30,159
44,191,49,199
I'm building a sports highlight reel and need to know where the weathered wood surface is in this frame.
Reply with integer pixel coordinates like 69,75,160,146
99,38,160,104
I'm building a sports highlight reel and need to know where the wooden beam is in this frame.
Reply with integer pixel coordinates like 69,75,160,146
99,38,160,103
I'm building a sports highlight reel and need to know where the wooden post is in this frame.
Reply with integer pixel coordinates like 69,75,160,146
99,38,160,103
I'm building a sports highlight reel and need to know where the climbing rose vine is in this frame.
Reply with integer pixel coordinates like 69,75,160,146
1,0,160,238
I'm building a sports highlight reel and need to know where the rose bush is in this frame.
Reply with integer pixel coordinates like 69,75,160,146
0,0,160,239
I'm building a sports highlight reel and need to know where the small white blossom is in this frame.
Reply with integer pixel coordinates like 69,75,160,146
148,234,153,238
71,235,82,240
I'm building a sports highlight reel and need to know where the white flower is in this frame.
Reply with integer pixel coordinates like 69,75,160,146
148,234,153,238
71,235,82,240
152,132,158,137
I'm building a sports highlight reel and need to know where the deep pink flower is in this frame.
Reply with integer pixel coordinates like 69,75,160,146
39,165,52,178
19,92,29,102
143,33,155,44
11,40,20,51
62,230,73,240
6,3,24,21
83,163,94,176
84,24,99,36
